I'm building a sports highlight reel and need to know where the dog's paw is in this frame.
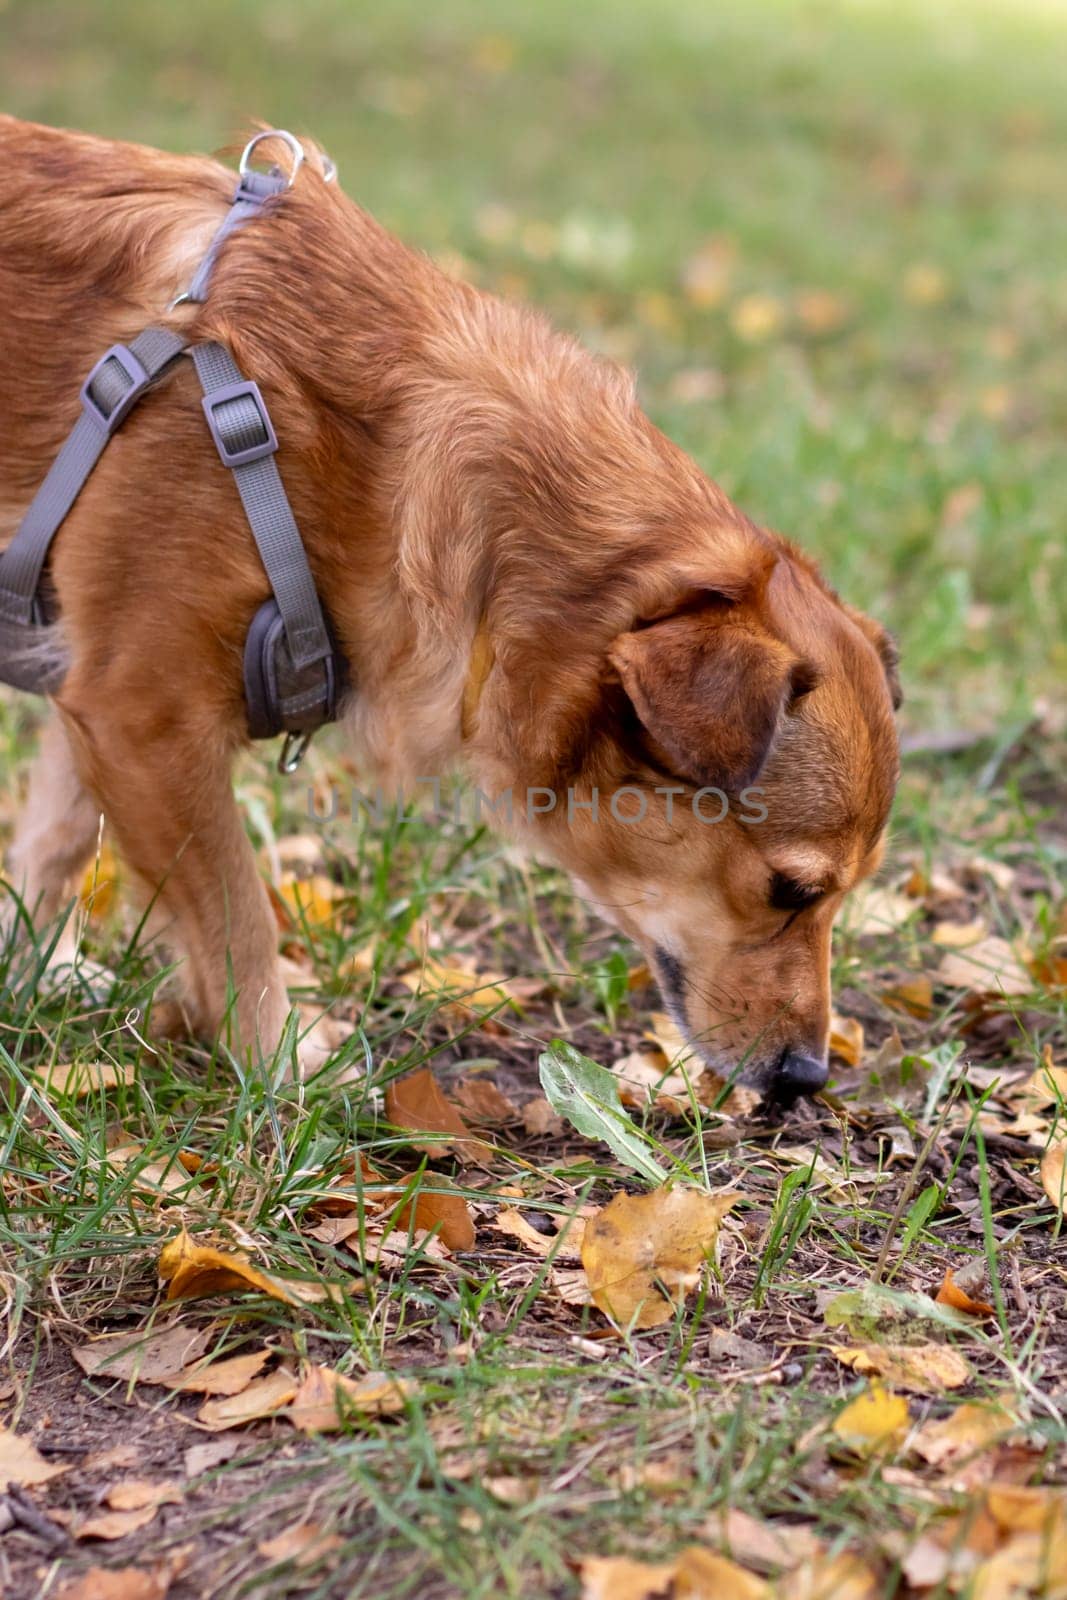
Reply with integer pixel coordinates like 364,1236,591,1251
294,1008,358,1080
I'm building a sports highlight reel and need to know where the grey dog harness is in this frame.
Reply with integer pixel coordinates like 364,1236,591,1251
0,130,343,771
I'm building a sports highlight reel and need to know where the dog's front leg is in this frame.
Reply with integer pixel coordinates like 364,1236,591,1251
55,692,293,1069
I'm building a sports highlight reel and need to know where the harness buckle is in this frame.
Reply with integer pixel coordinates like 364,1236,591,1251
80,344,151,435
202,380,278,468
239,130,305,189
278,729,313,773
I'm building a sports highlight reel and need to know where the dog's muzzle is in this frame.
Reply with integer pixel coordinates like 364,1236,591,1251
770,1050,829,1104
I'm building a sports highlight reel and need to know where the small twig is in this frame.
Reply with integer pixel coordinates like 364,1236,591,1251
871,1076,965,1282
3,1484,67,1548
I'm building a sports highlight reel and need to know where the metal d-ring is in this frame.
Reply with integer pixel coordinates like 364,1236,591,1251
239,129,305,188
278,729,314,773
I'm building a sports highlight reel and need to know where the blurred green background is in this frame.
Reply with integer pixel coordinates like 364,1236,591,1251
3,0,1066,735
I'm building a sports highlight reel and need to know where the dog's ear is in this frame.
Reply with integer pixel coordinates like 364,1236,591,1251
609,603,813,791
843,606,903,710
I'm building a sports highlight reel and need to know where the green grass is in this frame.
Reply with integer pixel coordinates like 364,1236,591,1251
2,1,1067,1596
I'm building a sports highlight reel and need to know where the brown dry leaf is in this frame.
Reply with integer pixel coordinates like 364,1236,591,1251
831,1342,971,1393
932,919,988,948
35,1060,136,1098
794,288,850,335
706,1508,822,1573
1040,1142,1067,1216
882,976,934,1019
77,1504,159,1541
911,1402,1016,1468
581,1186,737,1330
286,1364,413,1432
385,1180,476,1252
196,1366,298,1431
579,1555,677,1600
778,1551,883,1600
384,1067,485,1161
0,1421,70,1486
162,1349,270,1396
645,1012,698,1066
550,1265,594,1306
984,1482,1067,1534
971,1534,1067,1600
936,1267,995,1317
523,1096,564,1137
158,1228,303,1305
105,1143,201,1199
937,936,1032,997
832,1381,909,1454
183,1437,243,1478
493,1207,585,1260
612,1047,694,1114
107,1479,183,1512
846,884,916,938
398,955,516,1028
451,1076,518,1125
55,1564,176,1600
72,1323,211,1385
258,1519,343,1567
829,1014,864,1068
1016,1051,1067,1107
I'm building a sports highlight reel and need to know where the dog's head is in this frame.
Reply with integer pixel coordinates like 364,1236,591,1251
535,538,901,1104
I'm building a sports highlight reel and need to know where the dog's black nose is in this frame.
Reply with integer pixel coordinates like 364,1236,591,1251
772,1051,829,1103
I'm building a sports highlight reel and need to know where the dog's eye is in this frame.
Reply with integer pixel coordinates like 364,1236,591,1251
769,873,823,912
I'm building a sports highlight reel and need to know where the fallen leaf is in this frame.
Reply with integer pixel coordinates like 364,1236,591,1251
72,1323,211,1385
778,1551,883,1600
832,1381,909,1454
932,919,989,949
277,872,342,928
286,1365,413,1432
493,1207,585,1260
936,1268,995,1317
911,1402,1016,1468
398,955,516,1027
78,841,121,920
196,1367,299,1431
674,1546,771,1597
829,1014,864,1068
706,1508,822,1573
162,1349,270,1395
385,1179,476,1252
451,1076,518,1125
794,288,849,335
522,1097,564,1137
937,936,1032,997
1015,1051,1067,1107
34,1060,135,1098
903,262,949,305
730,293,785,342
184,1436,244,1477
882,976,934,1019
106,1479,183,1512
645,1013,698,1066
579,1555,676,1600
77,1504,159,1541
384,1067,485,1162
55,1565,176,1600
831,1342,971,1393
984,1482,1067,1534
681,236,734,307
0,1421,69,1485
612,1047,694,1114
539,1042,668,1184
845,885,916,938
581,1186,737,1330
258,1519,343,1567
159,1228,304,1305
1040,1142,1067,1216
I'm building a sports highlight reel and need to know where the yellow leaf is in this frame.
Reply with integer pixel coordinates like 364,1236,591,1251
882,976,933,1018
579,1555,677,1600
277,871,342,928
903,263,949,305
911,1402,1016,1468
286,1364,413,1432
831,1342,971,1393
581,1186,737,1330
730,293,784,342
0,1422,69,1486
832,1381,909,1454
705,1508,822,1573
398,955,516,1027
158,1228,303,1306
78,841,120,921
1040,1142,1067,1216
984,1483,1067,1534
829,1014,864,1069
35,1060,135,1099
196,1367,299,1431
161,1349,270,1396
674,1546,772,1597
1016,1052,1067,1107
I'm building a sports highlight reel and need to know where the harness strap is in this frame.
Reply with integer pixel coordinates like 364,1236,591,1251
192,341,332,674
0,326,187,628
180,168,287,306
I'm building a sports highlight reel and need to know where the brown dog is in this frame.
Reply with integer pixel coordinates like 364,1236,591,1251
0,118,900,1099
